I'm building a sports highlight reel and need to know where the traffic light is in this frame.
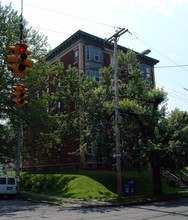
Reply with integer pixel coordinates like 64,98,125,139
6,42,34,78
12,84,28,108
6,44,20,74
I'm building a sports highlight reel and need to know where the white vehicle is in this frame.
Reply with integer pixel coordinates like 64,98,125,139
0,173,18,198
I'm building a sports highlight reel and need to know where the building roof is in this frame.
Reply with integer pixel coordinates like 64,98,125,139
47,30,159,66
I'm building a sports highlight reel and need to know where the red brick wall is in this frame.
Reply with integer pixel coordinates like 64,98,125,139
103,52,111,67
22,139,80,171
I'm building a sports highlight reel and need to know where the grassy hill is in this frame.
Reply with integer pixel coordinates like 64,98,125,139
20,170,181,199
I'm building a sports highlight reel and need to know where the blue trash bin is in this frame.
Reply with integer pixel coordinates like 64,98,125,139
124,181,135,196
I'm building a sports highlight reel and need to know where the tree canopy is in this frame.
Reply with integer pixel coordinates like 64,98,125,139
0,3,49,163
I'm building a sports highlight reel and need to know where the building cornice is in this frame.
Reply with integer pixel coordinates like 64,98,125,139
47,30,159,66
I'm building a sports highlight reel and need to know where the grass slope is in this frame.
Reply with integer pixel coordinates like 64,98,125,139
20,171,117,199
20,170,180,199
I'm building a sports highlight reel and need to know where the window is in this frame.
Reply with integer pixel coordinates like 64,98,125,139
139,64,152,82
75,71,79,79
87,146,93,155
56,144,61,158
8,178,15,185
45,148,49,159
128,63,133,74
46,74,49,81
146,67,151,78
74,97,78,108
0,178,6,184
86,70,91,77
75,142,79,155
94,71,100,81
86,48,90,60
139,65,144,73
46,87,49,94
94,50,100,61
57,101,61,113
58,82,61,87
110,55,114,65
36,91,40,98
74,49,78,63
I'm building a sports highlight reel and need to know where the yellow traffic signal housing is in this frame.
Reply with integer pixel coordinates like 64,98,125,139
12,85,20,107
12,84,28,108
6,44,20,73
6,42,34,78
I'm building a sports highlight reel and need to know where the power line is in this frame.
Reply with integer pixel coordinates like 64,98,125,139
10,0,116,29
155,72,186,90
156,65,188,68
157,83,188,98
32,26,71,36
156,83,188,104
128,32,188,73
167,92,188,104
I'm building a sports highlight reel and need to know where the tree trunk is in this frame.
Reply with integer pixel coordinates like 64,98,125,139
150,151,163,195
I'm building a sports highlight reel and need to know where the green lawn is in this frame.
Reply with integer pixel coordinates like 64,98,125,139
20,170,181,199
20,171,117,199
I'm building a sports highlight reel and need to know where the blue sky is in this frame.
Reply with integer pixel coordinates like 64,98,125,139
2,0,188,112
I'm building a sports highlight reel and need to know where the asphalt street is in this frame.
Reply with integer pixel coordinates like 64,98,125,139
0,197,188,220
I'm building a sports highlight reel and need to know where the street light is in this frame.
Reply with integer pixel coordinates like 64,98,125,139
140,49,151,56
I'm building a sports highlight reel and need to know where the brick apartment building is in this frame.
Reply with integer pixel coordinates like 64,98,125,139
22,30,159,171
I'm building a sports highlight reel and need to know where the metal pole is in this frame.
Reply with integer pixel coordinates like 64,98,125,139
20,0,23,42
16,107,22,193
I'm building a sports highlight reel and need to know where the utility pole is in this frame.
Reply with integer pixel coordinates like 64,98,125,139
105,28,129,201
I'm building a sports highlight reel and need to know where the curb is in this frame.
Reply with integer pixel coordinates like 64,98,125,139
18,192,188,208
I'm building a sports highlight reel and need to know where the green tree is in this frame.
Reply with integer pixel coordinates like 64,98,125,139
80,65,115,164
0,3,49,163
37,60,115,165
88,50,167,194
0,123,17,163
117,50,167,195
38,60,92,158
21,57,52,159
161,108,188,171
